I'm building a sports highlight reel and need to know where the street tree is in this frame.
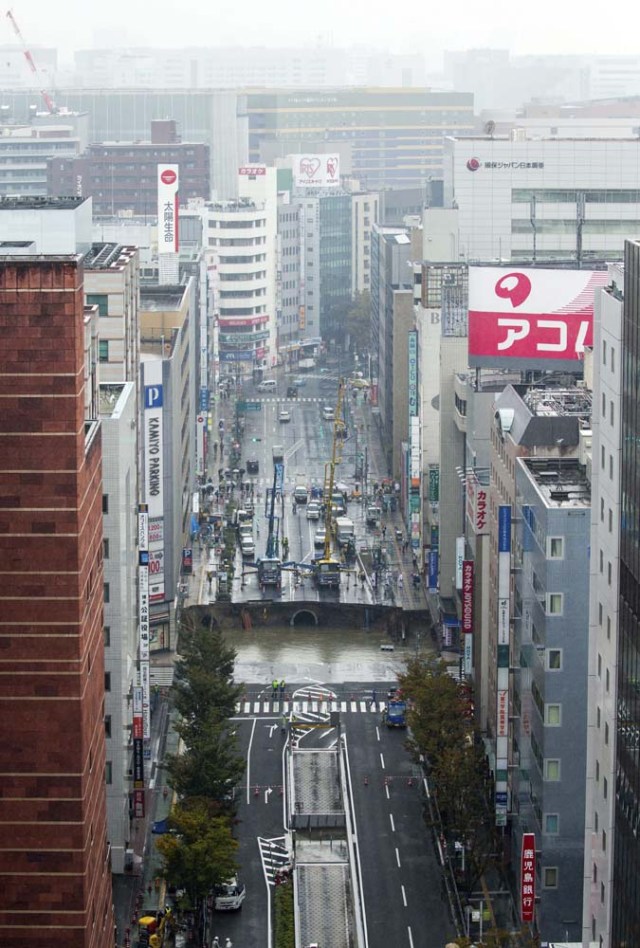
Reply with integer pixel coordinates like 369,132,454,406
345,291,371,352
399,658,469,762
156,801,238,910
172,618,243,741
166,713,245,805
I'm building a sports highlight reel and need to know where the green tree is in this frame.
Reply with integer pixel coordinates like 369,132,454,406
399,658,469,762
156,801,238,909
172,620,243,742
345,291,371,352
166,713,245,804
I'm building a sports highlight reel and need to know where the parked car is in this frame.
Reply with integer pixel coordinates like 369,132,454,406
246,458,259,475
240,538,255,558
279,409,291,423
286,385,298,398
292,376,307,388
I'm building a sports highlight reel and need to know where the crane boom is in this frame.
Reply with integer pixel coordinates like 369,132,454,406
6,9,56,114
322,379,345,560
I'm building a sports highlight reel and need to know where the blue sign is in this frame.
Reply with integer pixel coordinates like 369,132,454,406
199,387,209,411
408,330,418,417
144,384,163,409
275,462,284,492
498,505,511,553
495,791,508,806
220,350,254,362
428,550,439,590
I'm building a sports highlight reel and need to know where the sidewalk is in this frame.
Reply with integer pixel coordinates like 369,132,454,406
113,700,181,947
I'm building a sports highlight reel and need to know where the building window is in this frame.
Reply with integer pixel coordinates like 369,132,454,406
607,616,611,640
605,723,609,745
545,813,559,835
599,602,603,625
105,761,113,785
599,549,604,573
543,867,558,889
547,649,562,671
545,704,562,726
601,445,605,469
98,339,109,363
104,583,110,603
609,508,613,532
602,829,607,851
600,498,605,522
609,455,614,480
105,672,111,692
611,347,615,372
602,392,606,417
547,537,564,559
104,715,111,739
610,401,614,426
104,626,111,647
602,339,607,364
103,539,109,559
544,759,561,781
86,293,109,317
546,593,563,615
603,776,608,799
601,881,605,904
102,494,109,514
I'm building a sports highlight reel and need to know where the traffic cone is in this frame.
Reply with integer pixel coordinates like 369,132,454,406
364,774,369,786
254,784,260,797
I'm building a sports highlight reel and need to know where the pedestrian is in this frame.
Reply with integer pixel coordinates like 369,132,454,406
213,938,220,948
403,539,409,555
398,573,404,591
382,526,387,539
279,678,286,699
371,689,377,709
412,555,418,570
272,679,279,700
225,939,233,948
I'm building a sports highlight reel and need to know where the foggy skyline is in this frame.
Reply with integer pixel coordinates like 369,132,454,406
6,0,640,64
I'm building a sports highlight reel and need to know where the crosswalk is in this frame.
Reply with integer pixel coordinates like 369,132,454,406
256,396,326,404
258,836,293,886
234,698,387,716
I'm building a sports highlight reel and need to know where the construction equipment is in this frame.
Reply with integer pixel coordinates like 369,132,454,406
313,380,346,589
256,448,284,587
137,908,175,947
6,10,57,114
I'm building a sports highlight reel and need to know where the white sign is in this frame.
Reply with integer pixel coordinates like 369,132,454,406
139,564,150,662
455,537,465,589
149,517,164,545
196,414,206,477
292,153,340,189
138,509,148,552
143,361,164,518
140,660,151,740
466,473,489,535
157,163,179,253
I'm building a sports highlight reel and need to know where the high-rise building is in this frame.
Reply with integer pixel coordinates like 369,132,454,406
0,255,114,946
444,136,640,265
245,88,474,190
351,191,379,296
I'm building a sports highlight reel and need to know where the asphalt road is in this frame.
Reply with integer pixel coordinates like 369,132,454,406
214,679,455,948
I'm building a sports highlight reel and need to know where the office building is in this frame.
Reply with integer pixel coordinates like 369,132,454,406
0,255,114,946
0,194,92,254
582,262,623,948
84,242,141,387
351,190,379,295
444,136,640,265
277,197,302,355
48,120,210,216
245,88,474,190
0,89,244,201
205,198,277,373
512,457,590,942
0,113,87,197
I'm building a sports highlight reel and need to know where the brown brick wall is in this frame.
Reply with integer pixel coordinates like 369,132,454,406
0,258,114,948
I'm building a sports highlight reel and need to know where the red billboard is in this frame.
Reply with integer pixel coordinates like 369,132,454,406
468,267,609,370
462,560,474,633
520,833,536,923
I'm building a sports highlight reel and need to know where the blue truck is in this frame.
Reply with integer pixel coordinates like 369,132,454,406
383,698,407,728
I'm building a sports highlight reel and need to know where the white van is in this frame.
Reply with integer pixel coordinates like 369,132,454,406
322,405,335,421
258,379,276,392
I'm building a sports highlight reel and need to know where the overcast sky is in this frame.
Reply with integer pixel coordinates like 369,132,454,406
8,0,640,62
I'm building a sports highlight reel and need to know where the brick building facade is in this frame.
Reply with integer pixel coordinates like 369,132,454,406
0,257,114,947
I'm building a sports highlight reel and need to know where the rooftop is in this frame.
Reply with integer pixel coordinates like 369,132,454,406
0,195,87,211
523,387,592,420
140,283,187,311
84,242,137,270
521,457,591,508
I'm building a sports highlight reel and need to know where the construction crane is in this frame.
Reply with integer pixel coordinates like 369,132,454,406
313,379,346,589
256,443,284,588
6,9,57,114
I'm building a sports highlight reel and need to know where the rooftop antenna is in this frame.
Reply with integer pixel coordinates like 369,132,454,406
6,9,57,114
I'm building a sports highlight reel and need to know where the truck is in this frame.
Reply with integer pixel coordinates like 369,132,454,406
383,699,407,728
298,357,315,371
294,474,308,505
334,516,355,549
213,875,246,911
257,556,282,587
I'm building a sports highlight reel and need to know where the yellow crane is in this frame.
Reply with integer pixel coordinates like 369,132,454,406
313,379,346,589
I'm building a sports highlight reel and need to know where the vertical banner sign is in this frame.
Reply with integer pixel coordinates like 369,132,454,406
461,561,474,633
138,505,151,742
144,361,165,604
140,662,151,743
455,536,465,589
428,550,439,591
408,330,418,416
157,164,179,253
520,833,536,923
496,504,511,826
132,685,145,817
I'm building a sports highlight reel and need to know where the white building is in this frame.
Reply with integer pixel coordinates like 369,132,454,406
204,198,277,374
100,382,138,874
444,137,640,264
351,191,379,296
582,264,623,948
0,194,92,254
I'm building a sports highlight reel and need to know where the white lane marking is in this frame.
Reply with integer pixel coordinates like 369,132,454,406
264,787,272,804
283,701,290,713
360,701,367,712
246,717,257,805
268,724,278,737
380,752,385,770
244,702,250,713
350,701,357,712
265,701,272,713
385,784,390,800
395,848,401,868
401,885,407,907
311,701,318,712
407,926,414,947
253,701,260,714
390,813,395,832
376,726,381,742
